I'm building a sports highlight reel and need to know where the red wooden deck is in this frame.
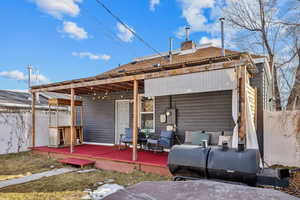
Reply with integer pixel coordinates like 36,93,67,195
58,158,95,168
32,144,170,176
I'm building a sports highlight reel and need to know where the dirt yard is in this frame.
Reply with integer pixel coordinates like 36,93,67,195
0,152,168,200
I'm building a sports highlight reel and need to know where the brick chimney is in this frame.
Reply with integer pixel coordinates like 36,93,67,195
180,26,196,50
181,40,196,51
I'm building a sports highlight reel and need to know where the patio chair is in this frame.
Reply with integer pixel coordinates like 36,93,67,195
119,128,147,150
119,128,133,150
147,130,174,153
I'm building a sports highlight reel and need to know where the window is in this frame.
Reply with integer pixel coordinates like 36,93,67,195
139,96,155,132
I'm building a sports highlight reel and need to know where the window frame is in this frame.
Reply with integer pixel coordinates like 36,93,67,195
138,94,155,133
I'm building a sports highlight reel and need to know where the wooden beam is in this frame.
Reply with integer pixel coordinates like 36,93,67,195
31,59,250,93
110,83,132,90
70,88,75,153
31,92,36,148
132,80,139,161
238,66,247,141
48,98,82,106
122,82,133,87
94,85,116,91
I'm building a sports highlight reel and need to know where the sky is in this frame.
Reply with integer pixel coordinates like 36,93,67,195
0,0,225,90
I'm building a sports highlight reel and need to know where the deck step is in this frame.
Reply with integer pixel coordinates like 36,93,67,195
58,158,95,168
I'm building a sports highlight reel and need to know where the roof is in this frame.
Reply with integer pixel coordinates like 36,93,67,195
0,90,69,108
30,44,263,94
103,45,240,76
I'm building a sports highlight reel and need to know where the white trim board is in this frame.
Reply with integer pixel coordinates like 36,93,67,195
83,142,114,146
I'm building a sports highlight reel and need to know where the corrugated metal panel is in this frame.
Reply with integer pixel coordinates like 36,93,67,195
82,96,115,144
155,91,234,142
145,68,235,97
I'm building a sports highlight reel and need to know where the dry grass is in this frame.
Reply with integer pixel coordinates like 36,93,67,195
0,151,63,181
0,170,168,200
281,170,300,198
0,152,169,200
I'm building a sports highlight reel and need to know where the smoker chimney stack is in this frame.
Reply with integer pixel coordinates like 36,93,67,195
219,17,225,56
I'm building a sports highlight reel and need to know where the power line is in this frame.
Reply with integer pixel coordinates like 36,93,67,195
80,5,139,60
95,0,163,56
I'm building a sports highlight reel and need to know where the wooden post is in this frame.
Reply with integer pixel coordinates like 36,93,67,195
254,88,258,130
31,92,36,148
80,106,83,127
239,66,247,141
70,88,75,153
80,105,84,143
132,80,139,161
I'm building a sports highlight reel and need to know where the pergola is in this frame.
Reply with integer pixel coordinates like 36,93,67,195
30,53,256,161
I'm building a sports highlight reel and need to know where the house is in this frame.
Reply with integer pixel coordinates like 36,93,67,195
0,90,70,154
30,40,274,173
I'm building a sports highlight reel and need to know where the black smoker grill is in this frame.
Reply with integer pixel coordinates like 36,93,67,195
168,145,290,187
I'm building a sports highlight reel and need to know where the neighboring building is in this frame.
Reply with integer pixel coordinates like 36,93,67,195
31,40,274,158
0,90,70,154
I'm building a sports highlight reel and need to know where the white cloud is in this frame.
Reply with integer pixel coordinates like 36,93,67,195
116,22,135,43
176,0,215,38
72,52,111,61
0,70,26,81
31,73,50,84
199,36,221,46
32,0,82,19
150,0,160,11
62,21,88,40
0,70,50,84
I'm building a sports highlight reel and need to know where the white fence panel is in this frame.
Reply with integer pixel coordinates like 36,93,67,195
0,110,70,154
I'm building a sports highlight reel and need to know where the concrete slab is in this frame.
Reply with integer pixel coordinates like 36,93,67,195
0,168,75,189
104,180,299,200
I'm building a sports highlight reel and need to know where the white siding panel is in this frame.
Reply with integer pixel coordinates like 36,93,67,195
145,68,235,97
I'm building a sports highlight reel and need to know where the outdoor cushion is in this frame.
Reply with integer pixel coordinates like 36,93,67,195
147,139,158,145
206,131,222,145
184,131,203,144
120,128,133,144
218,136,232,147
191,132,210,145
223,131,233,136
160,130,173,139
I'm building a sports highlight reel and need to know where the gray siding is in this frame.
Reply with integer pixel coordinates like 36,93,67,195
155,91,234,142
250,62,273,156
82,96,115,144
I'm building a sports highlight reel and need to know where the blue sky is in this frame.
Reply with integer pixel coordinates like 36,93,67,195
0,0,223,90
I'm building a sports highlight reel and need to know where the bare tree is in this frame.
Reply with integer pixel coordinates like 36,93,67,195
282,2,300,110
222,0,285,110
